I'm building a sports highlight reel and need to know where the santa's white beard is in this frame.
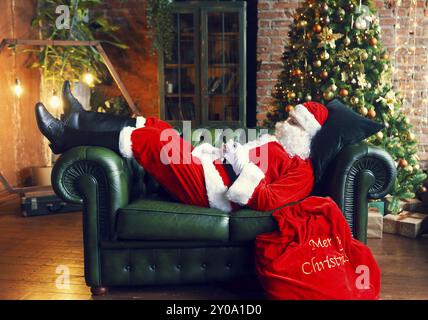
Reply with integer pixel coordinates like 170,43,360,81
275,121,312,160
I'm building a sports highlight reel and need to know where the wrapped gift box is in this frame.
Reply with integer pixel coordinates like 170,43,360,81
368,201,385,215
383,212,428,238
367,207,383,239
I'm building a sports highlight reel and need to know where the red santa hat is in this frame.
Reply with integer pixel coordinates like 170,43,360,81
289,102,329,137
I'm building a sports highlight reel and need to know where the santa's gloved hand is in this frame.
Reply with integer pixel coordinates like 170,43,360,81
223,139,249,175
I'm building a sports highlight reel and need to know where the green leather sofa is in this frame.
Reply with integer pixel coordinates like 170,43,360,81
51,127,396,295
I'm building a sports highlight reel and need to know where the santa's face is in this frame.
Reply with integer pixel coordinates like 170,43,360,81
275,116,312,159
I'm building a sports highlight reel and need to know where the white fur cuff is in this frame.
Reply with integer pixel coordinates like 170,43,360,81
135,116,146,128
225,162,265,206
292,104,321,137
119,126,136,158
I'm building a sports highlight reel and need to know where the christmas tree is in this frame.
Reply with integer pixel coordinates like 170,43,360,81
266,0,426,214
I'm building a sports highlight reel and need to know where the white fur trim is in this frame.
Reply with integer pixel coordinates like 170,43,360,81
291,104,321,137
119,126,136,158
135,116,146,128
242,134,279,151
225,162,265,206
200,159,232,212
192,144,231,212
191,143,222,162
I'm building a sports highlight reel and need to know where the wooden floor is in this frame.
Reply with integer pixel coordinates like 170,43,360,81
0,196,427,300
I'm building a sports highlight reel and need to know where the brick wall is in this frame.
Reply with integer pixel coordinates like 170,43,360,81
96,0,160,117
256,0,428,163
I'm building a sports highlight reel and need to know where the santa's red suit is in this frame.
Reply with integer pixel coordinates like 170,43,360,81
117,102,380,300
118,102,326,213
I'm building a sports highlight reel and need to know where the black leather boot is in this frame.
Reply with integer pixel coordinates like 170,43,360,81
36,103,120,154
60,81,137,132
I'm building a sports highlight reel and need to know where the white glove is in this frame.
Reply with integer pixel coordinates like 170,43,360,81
191,142,222,163
223,139,250,175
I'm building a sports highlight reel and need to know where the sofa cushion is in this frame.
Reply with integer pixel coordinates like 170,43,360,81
116,199,230,242
229,209,277,242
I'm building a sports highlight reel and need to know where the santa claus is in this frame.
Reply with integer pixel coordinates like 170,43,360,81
35,82,380,300
35,82,327,213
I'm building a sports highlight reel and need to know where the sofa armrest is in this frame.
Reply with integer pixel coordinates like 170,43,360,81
318,141,396,243
51,146,132,240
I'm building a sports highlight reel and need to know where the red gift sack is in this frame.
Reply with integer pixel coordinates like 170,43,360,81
255,196,380,300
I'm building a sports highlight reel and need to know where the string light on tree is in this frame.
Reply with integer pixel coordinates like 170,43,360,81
13,79,23,97
49,89,61,109
83,70,95,87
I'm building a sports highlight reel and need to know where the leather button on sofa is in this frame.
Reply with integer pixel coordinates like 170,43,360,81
51,127,396,294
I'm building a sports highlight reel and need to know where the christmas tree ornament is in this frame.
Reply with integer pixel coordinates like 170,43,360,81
419,186,427,193
405,117,410,124
382,52,389,60
399,159,408,168
323,90,334,100
355,18,368,30
361,51,369,60
350,96,359,105
376,131,383,139
317,27,343,49
339,88,349,97
330,84,338,91
408,132,415,140
320,70,329,79
367,109,376,119
321,3,329,12
292,68,303,77
414,164,420,171
320,51,330,61
359,106,368,116
343,36,351,46
288,91,296,99
305,94,312,101
405,165,413,173
313,60,322,68
369,37,378,46
285,105,294,113
312,24,322,33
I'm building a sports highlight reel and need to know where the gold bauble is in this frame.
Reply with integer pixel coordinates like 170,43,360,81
350,96,359,105
398,159,408,168
339,88,349,97
404,117,410,124
408,132,416,140
376,131,384,139
323,90,334,100
405,165,413,173
382,53,390,60
312,24,322,33
359,106,368,116
367,109,376,119
320,70,329,79
320,51,330,61
313,60,322,68
343,36,351,46
419,186,427,193
361,51,369,60
285,105,294,113
287,91,296,99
